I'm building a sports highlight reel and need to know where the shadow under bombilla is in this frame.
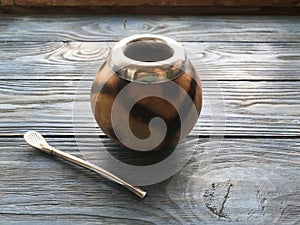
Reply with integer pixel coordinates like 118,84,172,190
91,34,202,152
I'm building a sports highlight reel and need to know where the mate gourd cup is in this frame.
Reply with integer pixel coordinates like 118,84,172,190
91,34,202,151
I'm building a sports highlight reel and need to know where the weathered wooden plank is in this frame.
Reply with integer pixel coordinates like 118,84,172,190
0,79,299,136
0,15,299,42
5,0,300,7
2,6,300,15
0,137,298,224
0,42,300,81
0,0,14,6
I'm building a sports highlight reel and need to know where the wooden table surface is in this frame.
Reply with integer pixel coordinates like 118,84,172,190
0,15,299,224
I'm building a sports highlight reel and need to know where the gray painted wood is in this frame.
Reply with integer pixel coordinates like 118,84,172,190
0,15,299,225
0,138,299,224
0,42,300,81
0,15,300,42
0,79,299,136
0,42,299,136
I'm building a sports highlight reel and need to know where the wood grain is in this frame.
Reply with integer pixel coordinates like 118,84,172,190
0,137,298,224
2,6,300,15
5,0,300,7
1,15,300,42
0,0,13,6
0,79,299,136
0,42,299,136
1,42,299,81
1,0,300,15
0,15,299,225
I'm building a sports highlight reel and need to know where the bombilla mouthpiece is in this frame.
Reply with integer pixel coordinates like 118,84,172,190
24,130,54,154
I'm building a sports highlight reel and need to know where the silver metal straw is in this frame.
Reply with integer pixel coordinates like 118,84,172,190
24,130,147,199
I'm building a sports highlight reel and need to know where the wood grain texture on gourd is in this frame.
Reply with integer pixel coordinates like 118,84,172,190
91,60,202,151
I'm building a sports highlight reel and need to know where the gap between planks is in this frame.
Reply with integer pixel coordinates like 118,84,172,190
1,134,300,139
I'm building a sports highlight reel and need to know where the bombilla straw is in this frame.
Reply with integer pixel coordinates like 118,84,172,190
24,130,147,199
